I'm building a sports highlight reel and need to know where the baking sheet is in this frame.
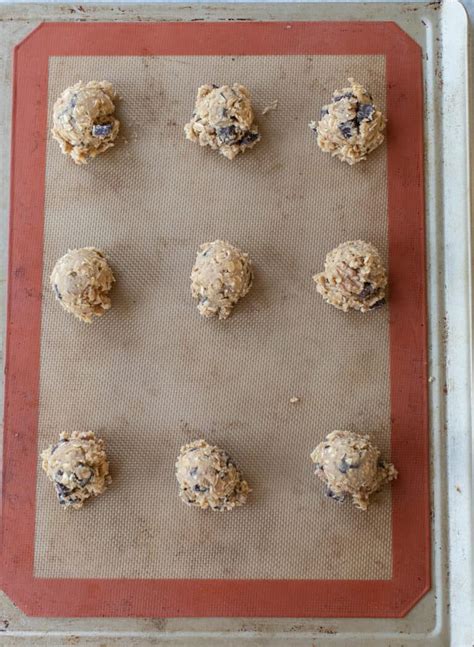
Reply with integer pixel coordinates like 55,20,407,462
1,19,429,618
0,1,466,644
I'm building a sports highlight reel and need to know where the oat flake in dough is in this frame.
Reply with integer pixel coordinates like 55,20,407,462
51,80,120,164
191,240,253,320
41,431,111,510
184,84,260,159
50,247,115,323
176,439,250,511
310,78,386,165
311,430,397,510
313,240,387,312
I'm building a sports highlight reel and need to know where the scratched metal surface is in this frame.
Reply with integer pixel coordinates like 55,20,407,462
0,3,471,646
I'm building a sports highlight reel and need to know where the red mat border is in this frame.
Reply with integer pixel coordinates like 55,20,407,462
1,21,429,618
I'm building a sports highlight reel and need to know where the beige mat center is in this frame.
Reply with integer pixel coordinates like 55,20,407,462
34,54,391,580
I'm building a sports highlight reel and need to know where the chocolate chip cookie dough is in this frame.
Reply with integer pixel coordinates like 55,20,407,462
313,240,387,312
311,431,397,510
176,440,250,511
50,247,115,323
52,80,120,164
310,78,386,165
184,84,261,159
41,431,111,509
191,240,253,319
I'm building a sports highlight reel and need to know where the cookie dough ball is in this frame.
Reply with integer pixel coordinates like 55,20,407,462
310,78,386,165
184,84,261,160
191,240,253,320
50,247,115,323
51,80,120,164
311,430,397,510
313,240,387,312
41,431,111,509
176,440,250,511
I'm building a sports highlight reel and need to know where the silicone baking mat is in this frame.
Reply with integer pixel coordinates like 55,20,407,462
2,21,428,617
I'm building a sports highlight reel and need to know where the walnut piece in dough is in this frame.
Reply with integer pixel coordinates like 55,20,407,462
184,84,261,160
50,247,115,323
311,430,397,510
41,431,111,510
52,80,120,165
310,78,386,165
176,439,250,511
191,240,253,320
313,240,387,312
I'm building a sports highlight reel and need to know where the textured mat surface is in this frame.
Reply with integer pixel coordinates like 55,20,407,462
34,53,391,580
